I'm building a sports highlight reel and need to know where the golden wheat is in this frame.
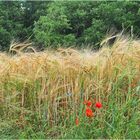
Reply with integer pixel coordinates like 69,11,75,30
0,36,140,124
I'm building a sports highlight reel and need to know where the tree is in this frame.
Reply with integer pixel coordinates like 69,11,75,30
33,2,76,47
0,1,50,50
22,1,50,38
0,1,140,50
0,1,24,50
33,1,140,49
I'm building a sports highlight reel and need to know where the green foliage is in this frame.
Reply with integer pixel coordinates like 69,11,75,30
34,2,76,46
33,1,95,47
22,1,49,38
34,1,140,48
0,1,24,50
0,1,49,50
0,1,140,50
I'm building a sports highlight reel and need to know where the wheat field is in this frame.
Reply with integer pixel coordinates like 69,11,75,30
0,36,140,138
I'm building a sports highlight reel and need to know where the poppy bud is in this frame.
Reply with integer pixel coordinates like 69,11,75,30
75,117,79,126
84,100,92,107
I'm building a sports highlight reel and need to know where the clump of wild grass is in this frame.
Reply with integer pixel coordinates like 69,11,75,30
0,36,140,138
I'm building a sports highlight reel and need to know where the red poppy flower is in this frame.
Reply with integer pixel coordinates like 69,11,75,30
75,117,79,126
95,102,102,108
86,108,94,117
84,100,92,107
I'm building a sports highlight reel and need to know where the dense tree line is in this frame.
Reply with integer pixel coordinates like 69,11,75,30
0,1,140,51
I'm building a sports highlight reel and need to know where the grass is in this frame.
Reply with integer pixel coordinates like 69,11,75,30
0,36,140,139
